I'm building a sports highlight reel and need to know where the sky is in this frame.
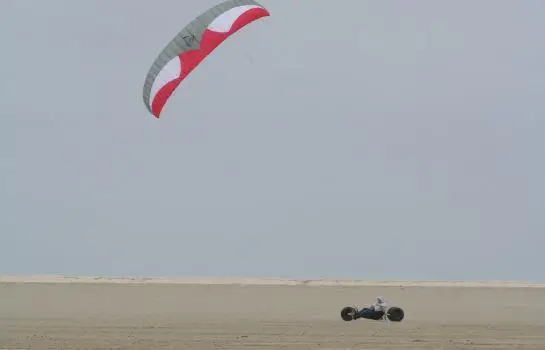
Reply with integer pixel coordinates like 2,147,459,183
1,0,544,281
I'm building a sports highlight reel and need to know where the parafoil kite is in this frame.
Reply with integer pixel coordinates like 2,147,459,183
142,0,270,118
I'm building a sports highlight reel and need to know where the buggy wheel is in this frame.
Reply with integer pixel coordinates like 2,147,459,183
386,307,404,322
341,306,357,321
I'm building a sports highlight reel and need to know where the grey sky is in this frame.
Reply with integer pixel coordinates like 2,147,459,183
2,0,544,281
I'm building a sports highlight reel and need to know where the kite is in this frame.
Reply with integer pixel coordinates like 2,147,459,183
142,0,270,118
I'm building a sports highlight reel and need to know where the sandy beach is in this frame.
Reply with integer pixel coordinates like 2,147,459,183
1,276,545,349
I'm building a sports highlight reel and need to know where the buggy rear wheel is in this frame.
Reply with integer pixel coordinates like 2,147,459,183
386,307,404,322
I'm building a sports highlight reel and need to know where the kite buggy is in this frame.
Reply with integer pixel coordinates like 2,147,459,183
341,296,405,322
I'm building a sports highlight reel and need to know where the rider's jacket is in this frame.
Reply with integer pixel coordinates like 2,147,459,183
370,300,387,312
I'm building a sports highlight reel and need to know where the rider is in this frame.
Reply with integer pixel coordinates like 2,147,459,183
356,296,387,318
369,296,387,312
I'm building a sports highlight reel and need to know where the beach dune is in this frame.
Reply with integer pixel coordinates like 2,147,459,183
1,276,545,349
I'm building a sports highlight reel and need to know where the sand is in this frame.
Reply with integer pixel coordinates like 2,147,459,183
1,276,545,349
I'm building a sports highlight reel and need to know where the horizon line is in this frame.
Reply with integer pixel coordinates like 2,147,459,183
1,275,544,288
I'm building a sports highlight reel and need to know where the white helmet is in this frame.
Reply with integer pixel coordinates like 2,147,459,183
376,296,384,303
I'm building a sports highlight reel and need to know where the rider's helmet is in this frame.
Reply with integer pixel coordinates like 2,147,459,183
376,296,385,304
